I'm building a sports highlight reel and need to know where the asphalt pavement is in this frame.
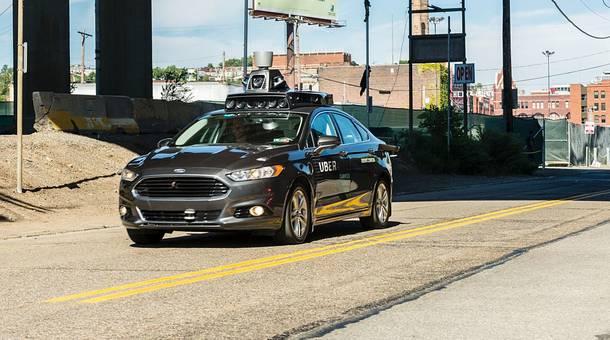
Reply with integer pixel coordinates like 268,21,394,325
319,221,610,340
0,168,609,339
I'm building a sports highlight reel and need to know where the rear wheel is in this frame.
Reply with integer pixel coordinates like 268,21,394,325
275,186,311,244
126,229,165,245
360,180,391,229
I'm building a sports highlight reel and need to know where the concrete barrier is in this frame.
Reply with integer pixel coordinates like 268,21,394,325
32,92,222,135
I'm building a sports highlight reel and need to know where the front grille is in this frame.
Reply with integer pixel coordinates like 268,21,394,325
140,210,221,223
134,177,229,198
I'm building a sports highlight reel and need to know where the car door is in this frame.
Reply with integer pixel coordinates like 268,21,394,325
331,112,373,211
309,112,351,219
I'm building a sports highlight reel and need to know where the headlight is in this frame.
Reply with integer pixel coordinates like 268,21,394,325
121,169,139,182
227,165,284,182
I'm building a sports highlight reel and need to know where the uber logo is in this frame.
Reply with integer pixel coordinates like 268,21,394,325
318,161,337,173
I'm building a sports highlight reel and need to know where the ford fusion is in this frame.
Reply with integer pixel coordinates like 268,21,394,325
119,91,397,245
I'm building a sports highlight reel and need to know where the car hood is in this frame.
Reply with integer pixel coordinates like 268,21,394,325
139,144,296,171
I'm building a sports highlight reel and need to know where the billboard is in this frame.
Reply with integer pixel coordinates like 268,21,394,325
252,0,338,22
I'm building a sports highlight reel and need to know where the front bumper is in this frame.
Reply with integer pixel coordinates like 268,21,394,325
119,174,289,232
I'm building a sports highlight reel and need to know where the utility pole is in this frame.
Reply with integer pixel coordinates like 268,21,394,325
222,51,226,84
461,0,468,134
502,0,514,133
408,0,414,132
365,0,372,122
391,14,394,65
77,31,92,84
243,0,249,81
16,0,24,194
542,50,555,169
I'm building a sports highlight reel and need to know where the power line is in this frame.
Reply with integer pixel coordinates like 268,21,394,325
577,0,610,22
476,49,610,72
549,0,610,39
0,3,11,19
480,61,610,87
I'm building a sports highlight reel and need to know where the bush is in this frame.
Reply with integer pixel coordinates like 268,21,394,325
401,107,537,176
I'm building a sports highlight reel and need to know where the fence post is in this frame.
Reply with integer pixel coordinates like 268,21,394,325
607,147,610,166
593,147,598,166
586,146,590,167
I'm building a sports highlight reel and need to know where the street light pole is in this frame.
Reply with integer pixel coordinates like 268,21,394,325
243,0,249,80
428,16,444,34
16,0,24,194
542,50,554,169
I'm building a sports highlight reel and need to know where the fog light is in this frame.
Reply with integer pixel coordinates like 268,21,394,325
249,206,266,217
119,206,129,217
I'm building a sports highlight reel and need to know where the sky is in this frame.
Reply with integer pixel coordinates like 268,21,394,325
0,0,610,92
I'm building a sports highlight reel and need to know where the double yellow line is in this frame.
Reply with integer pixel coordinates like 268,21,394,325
47,189,610,304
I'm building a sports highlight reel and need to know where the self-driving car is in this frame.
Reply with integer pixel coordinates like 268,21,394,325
119,66,397,245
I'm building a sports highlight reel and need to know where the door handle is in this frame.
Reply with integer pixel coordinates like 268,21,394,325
339,151,348,158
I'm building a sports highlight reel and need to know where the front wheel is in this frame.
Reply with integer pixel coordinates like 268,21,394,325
275,186,311,244
126,229,165,245
360,180,391,229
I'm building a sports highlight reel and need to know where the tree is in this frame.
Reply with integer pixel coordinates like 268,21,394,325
0,65,13,101
220,56,252,68
158,65,193,102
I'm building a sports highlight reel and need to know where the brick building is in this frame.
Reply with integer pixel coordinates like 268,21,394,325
569,74,610,126
319,64,437,109
492,71,571,120
513,88,571,120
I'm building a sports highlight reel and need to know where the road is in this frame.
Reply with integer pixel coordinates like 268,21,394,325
320,219,610,340
1,169,609,339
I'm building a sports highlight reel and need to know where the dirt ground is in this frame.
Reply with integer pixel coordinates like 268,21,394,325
0,132,137,235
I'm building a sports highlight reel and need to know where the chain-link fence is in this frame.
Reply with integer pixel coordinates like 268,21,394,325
570,123,610,166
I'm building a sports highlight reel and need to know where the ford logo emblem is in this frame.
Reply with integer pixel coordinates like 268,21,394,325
173,169,186,174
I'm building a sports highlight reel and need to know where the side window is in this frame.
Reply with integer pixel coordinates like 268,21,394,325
333,114,363,144
353,121,370,141
310,113,338,146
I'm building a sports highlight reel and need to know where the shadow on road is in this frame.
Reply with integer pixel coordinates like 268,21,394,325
393,168,610,204
131,221,401,249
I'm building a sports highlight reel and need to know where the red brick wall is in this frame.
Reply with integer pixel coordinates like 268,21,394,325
586,79,610,126
319,65,437,109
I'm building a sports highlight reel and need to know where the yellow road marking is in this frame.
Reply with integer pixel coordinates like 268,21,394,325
47,189,610,304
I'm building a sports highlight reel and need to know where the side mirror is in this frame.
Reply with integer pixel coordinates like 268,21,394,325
157,138,173,148
311,135,341,156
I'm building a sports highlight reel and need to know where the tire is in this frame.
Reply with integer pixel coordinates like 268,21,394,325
126,229,165,245
360,180,391,229
275,186,311,244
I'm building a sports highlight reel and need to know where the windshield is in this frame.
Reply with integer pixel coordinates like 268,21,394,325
174,113,304,147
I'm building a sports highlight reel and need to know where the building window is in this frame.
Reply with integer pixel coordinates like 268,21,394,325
594,91,599,99
602,116,607,124
582,116,587,124
565,101,569,108
602,91,606,99
594,115,600,123
602,103,607,111
594,103,599,111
